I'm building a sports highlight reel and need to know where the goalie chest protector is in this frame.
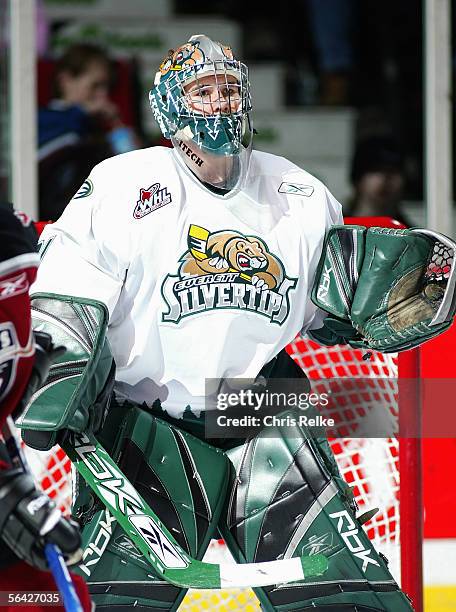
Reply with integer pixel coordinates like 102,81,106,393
32,146,343,417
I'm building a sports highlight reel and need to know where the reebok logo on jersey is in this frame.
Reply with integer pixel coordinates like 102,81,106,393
0,272,29,301
161,224,297,325
133,183,172,219
278,182,314,197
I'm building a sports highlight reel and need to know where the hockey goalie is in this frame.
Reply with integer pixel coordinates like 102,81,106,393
17,35,456,611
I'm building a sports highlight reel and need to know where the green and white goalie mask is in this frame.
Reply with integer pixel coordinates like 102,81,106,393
149,34,254,194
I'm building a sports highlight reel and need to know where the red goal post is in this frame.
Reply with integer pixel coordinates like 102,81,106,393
345,217,422,612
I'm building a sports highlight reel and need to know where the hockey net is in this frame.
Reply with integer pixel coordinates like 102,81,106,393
20,216,419,610
288,338,402,577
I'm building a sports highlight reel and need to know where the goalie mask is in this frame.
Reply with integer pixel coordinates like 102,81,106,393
149,34,253,193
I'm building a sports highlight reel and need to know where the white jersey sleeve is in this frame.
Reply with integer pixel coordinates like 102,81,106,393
32,161,131,318
324,185,344,228
306,185,344,333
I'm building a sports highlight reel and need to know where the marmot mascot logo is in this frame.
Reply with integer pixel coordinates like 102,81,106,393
159,41,205,76
161,225,297,324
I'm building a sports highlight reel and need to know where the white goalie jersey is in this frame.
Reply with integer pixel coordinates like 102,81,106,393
33,146,343,418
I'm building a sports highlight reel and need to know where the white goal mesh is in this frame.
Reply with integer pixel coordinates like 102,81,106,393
288,337,401,580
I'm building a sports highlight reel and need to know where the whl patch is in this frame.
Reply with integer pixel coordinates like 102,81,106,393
134,183,172,219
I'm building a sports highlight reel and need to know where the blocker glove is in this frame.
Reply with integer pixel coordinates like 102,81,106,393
0,466,82,570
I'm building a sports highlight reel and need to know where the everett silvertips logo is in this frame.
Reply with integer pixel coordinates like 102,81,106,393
161,225,297,325
134,183,172,219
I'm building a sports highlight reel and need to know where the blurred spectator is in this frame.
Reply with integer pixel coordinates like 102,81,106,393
38,43,141,221
346,135,412,226
306,0,355,105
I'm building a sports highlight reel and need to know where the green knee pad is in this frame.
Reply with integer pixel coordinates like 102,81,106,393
219,415,413,611
73,400,231,610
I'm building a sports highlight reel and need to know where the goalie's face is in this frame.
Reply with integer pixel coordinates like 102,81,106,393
183,74,242,116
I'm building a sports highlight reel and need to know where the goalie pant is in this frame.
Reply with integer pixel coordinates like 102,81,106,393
0,206,92,612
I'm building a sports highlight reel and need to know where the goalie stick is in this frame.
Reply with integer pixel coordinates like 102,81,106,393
1,417,83,612
63,430,328,589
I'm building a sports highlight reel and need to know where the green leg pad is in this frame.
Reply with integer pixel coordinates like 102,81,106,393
73,401,231,610
219,417,414,611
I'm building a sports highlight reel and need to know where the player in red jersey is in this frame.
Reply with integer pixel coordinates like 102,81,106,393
0,204,92,611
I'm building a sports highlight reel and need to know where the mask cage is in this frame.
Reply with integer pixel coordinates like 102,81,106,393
150,59,252,150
